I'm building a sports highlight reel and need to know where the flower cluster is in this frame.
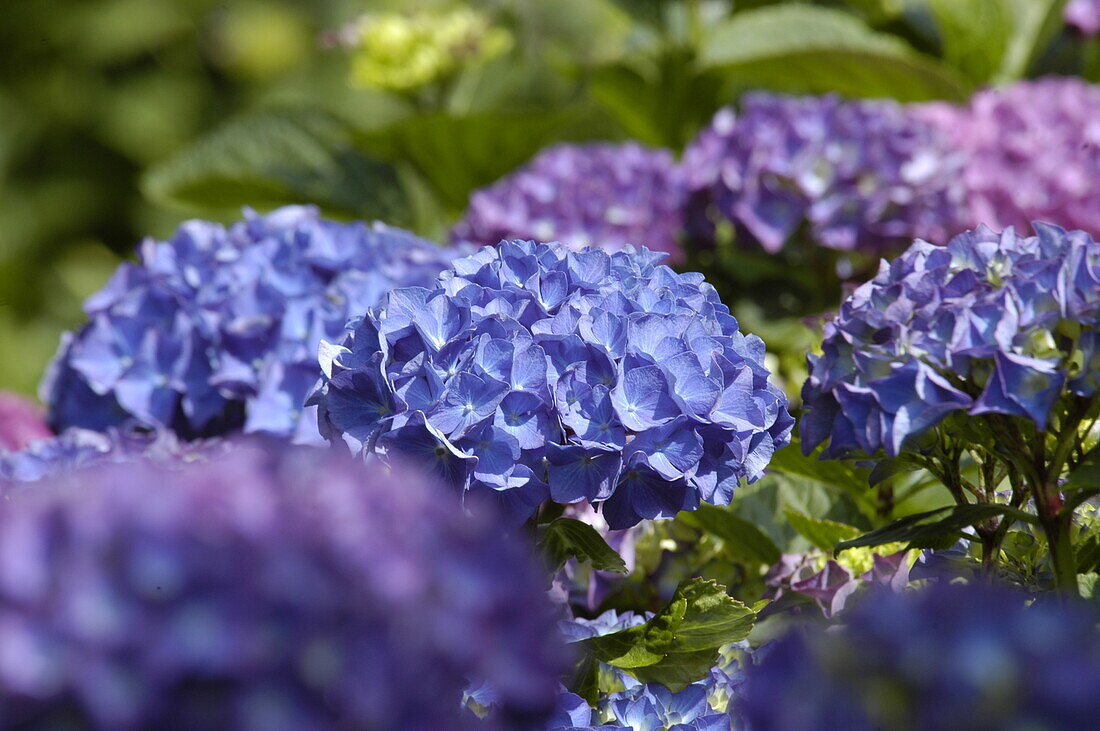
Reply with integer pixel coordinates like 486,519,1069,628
43,206,461,444
682,94,966,256
765,545,913,617
331,7,512,92
0,392,50,452
0,443,565,729
311,240,793,528
736,583,1100,729
919,77,1100,235
802,223,1100,459
1067,0,1100,35
452,143,687,261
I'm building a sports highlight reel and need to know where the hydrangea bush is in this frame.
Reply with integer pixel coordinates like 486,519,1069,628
43,206,461,443
737,583,1100,730
311,240,793,527
452,143,687,261
918,78,1100,235
682,93,966,259
802,223,1100,589
0,443,565,729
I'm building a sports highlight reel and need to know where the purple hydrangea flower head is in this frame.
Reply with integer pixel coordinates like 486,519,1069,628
42,206,463,443
918,78,1100,235
1067,0,1100,35
0,442,566,729
682,94,967,256
0,392,51,452
802,223,1100,459
736,583,1100,730
310,240,793,528
452,143,687,261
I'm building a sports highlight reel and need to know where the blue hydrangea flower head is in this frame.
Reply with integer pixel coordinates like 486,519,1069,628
682,94,966,256
802,223,1100,458
0,442,565,729
736,583,1100,730
42,206,463,443
310,240,793,527
452,143,687,261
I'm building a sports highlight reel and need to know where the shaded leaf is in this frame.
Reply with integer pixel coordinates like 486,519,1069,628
699,4,969,101
835,503,1038,553
678,504,781,566
143,108,409,222
354,108,619,210
1064,446,1100,491
783,510,861,552
537,518,628,575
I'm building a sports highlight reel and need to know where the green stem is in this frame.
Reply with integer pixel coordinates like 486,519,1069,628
1039,507,1078,596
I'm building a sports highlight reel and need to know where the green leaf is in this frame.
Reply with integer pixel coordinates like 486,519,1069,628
699,4,969,101
769,440,873,493
143,108,409,222
354,108,619,210
581,578,755,692
537,518,628,575
1077,531,1100,575
928,0,1068,84
1064,446,1100,491
835,503,1039,553
783,510,861,552
678,504,782,566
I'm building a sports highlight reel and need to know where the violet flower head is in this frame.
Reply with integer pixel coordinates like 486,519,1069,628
42,206,462,443
310,240,793,528
452,143,687,261
0,392,51,452
802,223,1100,459
919,77,1100,235
682,94,966,256
736,583,1100,730
0,443,565,729
1067,0,1100,35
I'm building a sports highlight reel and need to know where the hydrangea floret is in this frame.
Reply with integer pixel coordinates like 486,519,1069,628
1067,0,1100,35
452,143,687,261
0,443,565,729
43,206,461,444
310,240,793,527
682,93,966,258
801,223,1100,590
0,392,51,452
737,583,1100,730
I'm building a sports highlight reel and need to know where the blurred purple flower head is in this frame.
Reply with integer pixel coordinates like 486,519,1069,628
802,223,1100,459
682,94,967,256
1067,0,1100,35
737,582,1100,730
0,392,51,452
0,443,565,730
918,77,1100,235
310,240,793,528
452,143,687,261
43,206,463,444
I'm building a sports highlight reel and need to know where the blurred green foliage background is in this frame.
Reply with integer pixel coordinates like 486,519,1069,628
0,0,1087,396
